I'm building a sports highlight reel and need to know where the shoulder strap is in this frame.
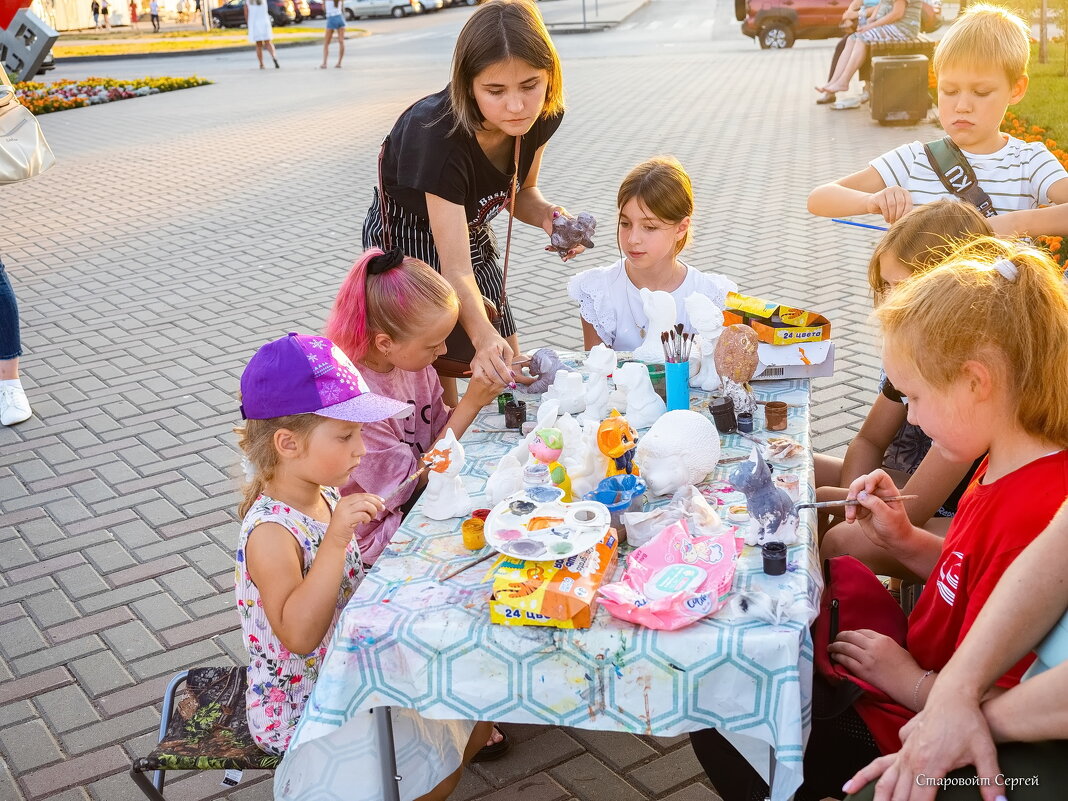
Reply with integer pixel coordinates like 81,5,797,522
498,135,521,312
922,136,998,217
377,136,393,251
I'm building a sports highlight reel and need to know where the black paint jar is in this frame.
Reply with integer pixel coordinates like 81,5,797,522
736,411,754,433
504,400,527,429
710,397,737,434
762,541,787,576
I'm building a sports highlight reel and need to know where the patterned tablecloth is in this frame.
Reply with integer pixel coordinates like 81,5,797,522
275,372,823,801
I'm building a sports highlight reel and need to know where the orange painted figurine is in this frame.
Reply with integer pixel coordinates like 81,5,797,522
596,411,639,478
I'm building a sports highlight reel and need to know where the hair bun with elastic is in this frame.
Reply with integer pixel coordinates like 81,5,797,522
367,248,405,275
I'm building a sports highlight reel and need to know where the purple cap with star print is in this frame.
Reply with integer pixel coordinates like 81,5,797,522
239,333,414,423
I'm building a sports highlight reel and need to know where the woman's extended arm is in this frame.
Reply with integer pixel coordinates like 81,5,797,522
425,193,514,385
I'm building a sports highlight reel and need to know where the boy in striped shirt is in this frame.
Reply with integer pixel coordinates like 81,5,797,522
808,4,1068,237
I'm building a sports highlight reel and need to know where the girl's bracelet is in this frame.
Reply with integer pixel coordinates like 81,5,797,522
913,669,935,710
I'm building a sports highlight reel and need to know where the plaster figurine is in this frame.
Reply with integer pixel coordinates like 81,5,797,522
485,454,525,506
549,211,597,258
597,411,639,478
529,427,573,501
632,288,677,363
421,428,471,520
544,370,586,415
564,419,605,499
523,348,565,395
685,294,725,392
714,323,761,385
634,410,720,496
509,399,561,465
580,343,616,422
722,378,756,415
613,361,665,429
554,412,583,467
728,446,799,546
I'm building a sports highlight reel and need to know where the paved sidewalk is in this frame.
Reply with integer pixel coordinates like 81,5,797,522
0,18,939,801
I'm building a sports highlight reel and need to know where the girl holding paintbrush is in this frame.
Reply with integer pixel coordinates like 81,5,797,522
325,248,507,567
568,156,736,351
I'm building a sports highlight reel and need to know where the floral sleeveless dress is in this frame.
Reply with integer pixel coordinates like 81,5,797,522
235,488,365,755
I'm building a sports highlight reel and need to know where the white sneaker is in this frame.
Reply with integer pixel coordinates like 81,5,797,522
0,383,32,426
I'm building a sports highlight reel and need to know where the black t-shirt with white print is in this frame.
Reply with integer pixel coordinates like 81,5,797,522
380,87,563,228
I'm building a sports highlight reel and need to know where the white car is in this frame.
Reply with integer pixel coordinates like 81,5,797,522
343,0,417,18
418,0,443,10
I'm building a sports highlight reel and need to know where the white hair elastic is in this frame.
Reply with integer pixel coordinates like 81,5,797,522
241,455,257,482
993,258,1019,282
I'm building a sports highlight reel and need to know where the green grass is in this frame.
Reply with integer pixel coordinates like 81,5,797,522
1012,42,1068,137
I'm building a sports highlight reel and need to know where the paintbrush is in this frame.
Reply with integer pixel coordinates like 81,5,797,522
661,331,671,362
437,549,497,582
795,494,918,510
379,460,432,507
461,356,532,377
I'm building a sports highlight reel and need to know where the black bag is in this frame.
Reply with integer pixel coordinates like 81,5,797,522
376,136,519,379
923,136,998,218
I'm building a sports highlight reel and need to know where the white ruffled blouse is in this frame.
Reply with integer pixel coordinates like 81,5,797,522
567,259,737,352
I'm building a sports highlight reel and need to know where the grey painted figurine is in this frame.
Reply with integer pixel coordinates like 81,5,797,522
549,212,596,258
729,446,799,545
524,348,565,394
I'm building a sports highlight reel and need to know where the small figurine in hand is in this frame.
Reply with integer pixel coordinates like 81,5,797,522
549,212,596,259
523,347,565,394
529,427,573,501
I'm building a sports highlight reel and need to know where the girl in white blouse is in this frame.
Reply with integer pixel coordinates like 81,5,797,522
567,156,736,352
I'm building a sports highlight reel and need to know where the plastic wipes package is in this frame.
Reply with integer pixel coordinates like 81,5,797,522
622,485,724,548
488,530,619,629
598,518,744,631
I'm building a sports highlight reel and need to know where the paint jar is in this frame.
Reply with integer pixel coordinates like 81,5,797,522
461,518,486,550
646,362,667,402
710,396,736,434
504,400,527,429
522,462,552,488
726,504,750,524
497,392,515,414
764,401,788,432
471,508,491,522
665,360,690,412
773,473,800,501
736,411,754,433
762,541,787,576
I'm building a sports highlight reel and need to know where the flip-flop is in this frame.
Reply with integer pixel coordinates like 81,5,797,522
831,97,862,110
472,726,510,763
816,91,837,105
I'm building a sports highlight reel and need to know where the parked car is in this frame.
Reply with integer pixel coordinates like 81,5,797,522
418,0,443,10
306,0,326,17
343,0,417,17
212,0,296,27
293,0,312,21
739,0,940,48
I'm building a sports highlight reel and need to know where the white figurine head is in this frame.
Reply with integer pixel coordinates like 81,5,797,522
635,410,720,496
614,361,651,394
639,288,678,334
426,428,464,478
585,343,617,376
684,293,725,338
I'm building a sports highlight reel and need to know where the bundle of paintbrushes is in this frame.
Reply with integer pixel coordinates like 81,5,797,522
660,324,694,364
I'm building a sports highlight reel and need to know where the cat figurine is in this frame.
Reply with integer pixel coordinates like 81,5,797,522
728,446,798,546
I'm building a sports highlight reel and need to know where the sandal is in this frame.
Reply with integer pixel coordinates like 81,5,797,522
816,91,837,105
472,726,510,763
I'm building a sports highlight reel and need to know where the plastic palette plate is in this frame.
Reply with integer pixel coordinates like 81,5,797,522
484,487,611,560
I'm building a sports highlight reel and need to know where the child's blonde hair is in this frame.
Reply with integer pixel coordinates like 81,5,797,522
235,413,325,518
617,156,693,255
876,237,1068,448
325,249,459,362
934,3,1030,84
868,199,994,298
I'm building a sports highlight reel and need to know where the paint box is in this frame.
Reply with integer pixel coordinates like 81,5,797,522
723,291,832,345
488,530,619,629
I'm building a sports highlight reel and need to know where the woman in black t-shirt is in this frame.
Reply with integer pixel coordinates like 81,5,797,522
363,0,580,397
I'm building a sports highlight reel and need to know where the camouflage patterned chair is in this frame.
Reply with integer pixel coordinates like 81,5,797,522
129,666,282,800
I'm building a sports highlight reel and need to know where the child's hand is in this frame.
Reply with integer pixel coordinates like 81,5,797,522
462,375,507,408
325,493,385,548
829,629,918,697
844,469,913,552
866,186,913,223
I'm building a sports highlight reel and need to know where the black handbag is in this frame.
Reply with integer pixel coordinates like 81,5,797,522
376,135,519,379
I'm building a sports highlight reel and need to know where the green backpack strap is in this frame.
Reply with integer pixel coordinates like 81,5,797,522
922,136,998,217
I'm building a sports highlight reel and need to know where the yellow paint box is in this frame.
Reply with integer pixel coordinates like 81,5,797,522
723,291,831,345
488,530,619,629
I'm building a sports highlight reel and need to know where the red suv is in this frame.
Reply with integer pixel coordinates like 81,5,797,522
738,0,940,49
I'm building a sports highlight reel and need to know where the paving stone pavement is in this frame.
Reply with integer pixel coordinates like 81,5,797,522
0,8,944,799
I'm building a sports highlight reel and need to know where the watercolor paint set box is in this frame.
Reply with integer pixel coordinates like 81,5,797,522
488,530,620,629
723,292,832,346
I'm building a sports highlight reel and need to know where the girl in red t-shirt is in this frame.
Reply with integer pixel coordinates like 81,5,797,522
692,237,1068,801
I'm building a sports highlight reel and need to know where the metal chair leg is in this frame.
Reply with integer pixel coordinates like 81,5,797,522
129,671,190,801
373,706,402,801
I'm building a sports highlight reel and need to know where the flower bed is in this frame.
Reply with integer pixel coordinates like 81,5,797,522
1002,110,1067,268
13,76,211,115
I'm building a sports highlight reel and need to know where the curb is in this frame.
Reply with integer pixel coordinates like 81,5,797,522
545,0,649,34
54,29,367,63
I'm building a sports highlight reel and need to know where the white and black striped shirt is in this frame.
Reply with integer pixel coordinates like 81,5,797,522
871,135,1068,214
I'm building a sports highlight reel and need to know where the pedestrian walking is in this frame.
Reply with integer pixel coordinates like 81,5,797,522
91,0,100,28
195,0,201,14
149,0,160,31
129,0,138,25
245,0,279,68
363,0,581,405
320,0,346,68
100,0,111,28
